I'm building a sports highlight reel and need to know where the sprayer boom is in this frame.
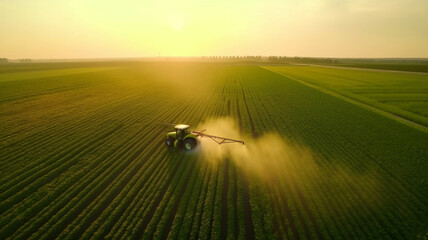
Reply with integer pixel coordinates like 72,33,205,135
192,130,245,145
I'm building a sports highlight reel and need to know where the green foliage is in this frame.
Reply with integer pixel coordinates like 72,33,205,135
0,62,426,239
338,63,428,73
265,65,428,128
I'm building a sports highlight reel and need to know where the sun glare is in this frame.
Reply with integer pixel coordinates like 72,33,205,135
169,15,184,31
1,0,427,58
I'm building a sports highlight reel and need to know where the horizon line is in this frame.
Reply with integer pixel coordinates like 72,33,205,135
3,56,428,61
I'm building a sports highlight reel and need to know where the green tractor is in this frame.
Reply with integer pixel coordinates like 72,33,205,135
164,123,245,151
165,124,197,150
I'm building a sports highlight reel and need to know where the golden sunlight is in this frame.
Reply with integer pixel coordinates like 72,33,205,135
169,14,184,31
0,0,427,58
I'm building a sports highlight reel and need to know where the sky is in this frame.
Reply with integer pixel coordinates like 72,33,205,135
1,0,428,59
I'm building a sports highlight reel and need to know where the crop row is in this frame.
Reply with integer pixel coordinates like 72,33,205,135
236,65,427,239
1,64,214,239
1,63,426,239
1,91,194,238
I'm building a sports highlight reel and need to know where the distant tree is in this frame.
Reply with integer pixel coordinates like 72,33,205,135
19,58,32,63
0,58,8,63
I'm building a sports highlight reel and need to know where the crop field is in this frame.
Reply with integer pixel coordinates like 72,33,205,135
329,63,428,74
1,62,427,239
265,65,428,129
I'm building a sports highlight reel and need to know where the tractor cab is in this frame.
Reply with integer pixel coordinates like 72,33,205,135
175,124,190,140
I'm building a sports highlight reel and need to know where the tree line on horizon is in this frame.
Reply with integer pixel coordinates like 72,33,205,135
201,56,428,65
201,56,338,64
0,58,33,63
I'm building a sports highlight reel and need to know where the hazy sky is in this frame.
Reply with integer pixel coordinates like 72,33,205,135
1,0,428,59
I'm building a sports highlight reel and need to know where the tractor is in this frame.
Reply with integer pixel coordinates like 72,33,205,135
165,124,197,150
164,124,244,151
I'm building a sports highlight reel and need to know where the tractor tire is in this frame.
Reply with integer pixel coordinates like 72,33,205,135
165,137,174,148
183,138,197,151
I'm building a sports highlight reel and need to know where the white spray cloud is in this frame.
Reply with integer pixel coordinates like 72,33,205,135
196,117,316,183
196,117,381,212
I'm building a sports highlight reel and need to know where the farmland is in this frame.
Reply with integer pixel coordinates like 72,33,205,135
0,61,427,239
264,65,428,129
328,62,428,74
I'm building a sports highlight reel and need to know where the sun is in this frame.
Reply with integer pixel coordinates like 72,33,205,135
169,14,184,31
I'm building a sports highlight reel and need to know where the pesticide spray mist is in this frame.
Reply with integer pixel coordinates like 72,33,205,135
196,117,381,212
196,117,317,183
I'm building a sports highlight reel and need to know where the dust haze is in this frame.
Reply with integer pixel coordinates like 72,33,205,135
196,117,317,183
197,117,381,211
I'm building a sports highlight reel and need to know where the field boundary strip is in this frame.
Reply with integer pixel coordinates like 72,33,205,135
261,66,428,133
298,64,428,76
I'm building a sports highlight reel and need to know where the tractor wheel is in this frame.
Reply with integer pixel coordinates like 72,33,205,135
183,138,197,151
165,137,174,148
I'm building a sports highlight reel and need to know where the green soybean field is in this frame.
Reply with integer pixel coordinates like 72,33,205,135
1,61,427,240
